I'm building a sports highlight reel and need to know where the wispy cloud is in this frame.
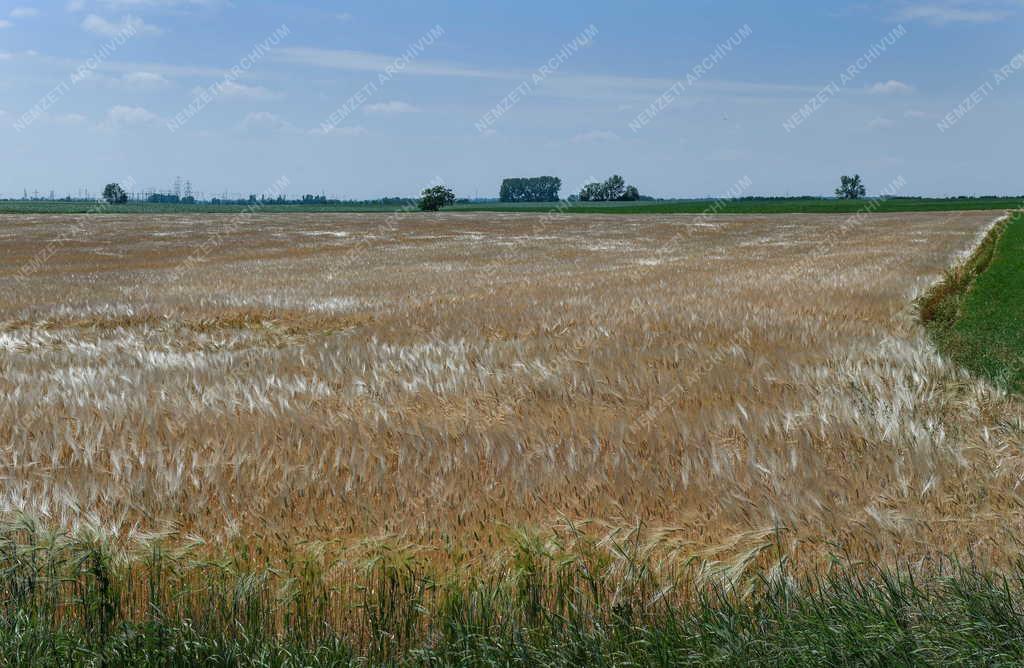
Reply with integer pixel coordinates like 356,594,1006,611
868,116,897,129
6,110,87,127
275,47,508,79
364,101,419,114
276,46,821,102
237,111,297,134
10,7,40,18
26,53,231,79
336,12,352,21
904,109,931,119
66,0,85,11
868,79,914,94
0,20,11,28
193,80,276,99
894,4,1012,24
120,71,169,87
82,14,161,36
310,124,367,137
104,104,160,127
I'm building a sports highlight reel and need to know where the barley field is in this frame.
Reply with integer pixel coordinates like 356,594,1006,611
3,210,1021,577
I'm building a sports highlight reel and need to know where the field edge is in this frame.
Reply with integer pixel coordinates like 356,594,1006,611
920,211,1024,392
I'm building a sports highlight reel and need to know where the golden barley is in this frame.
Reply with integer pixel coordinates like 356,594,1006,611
0,210,1020,574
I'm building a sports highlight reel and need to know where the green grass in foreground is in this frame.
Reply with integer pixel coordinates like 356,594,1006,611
922,212,1024,393
1,196,1022,215
1,516,1024,666
5,559,1024,666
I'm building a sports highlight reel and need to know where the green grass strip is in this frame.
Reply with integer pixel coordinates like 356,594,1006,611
922,212,1024,392
4,562,1024,666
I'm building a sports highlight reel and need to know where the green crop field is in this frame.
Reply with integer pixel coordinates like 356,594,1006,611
1,196,1021,216
455,196,1024,215
0,200,403,215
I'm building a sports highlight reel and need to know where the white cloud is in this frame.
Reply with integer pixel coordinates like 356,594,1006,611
0,20,11,28
207,81,275,98
66,0,86,11
10,7,40,18
44,56,224,79
336,12,352,21
868,80,914,94
121,71,169,87
238,111,296,133
82,14,160,37
0,52,12,60
894,4,1011,24
70,68,99,83
275,47,501,80
4,111,89,131
904,109,930,119
274,48,823,104
868,116,897,129
105,105,159,127
364,101,419,114
310,124,367,137
570,130,620,144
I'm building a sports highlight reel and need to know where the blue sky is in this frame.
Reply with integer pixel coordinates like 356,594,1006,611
1,0,1022,199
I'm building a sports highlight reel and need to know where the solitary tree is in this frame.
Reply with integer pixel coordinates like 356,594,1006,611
102,183,128,204
419,185,455,211
835,174,866,200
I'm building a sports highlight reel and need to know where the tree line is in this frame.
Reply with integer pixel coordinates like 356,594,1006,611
100,174,877,210
500,177,562,203
574,175,641,202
